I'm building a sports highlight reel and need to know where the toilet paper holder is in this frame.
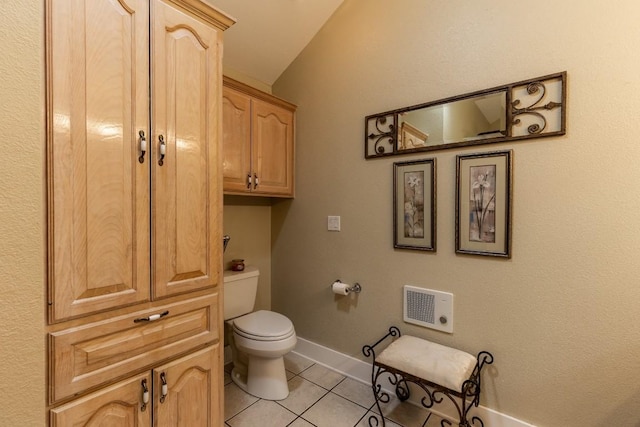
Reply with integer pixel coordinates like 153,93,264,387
331,279,362,293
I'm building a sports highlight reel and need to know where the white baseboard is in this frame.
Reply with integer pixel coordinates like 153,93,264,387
293,337,536,427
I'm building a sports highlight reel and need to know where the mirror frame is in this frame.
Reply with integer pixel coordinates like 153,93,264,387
365,72,566,159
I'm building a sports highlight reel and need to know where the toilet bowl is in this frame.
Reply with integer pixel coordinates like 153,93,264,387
223,267,297,400
230,310,296,400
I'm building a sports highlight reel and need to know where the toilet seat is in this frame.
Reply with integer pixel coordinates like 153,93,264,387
233,310,295,341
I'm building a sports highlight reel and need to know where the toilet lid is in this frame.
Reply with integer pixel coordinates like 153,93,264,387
233,310,294,338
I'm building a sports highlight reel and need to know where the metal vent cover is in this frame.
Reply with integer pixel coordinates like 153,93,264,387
403,286,453,333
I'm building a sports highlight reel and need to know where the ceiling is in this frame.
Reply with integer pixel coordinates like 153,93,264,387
208,0,345,87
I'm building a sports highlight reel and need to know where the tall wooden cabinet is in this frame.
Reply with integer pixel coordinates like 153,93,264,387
222,76,296,197
45,0,234,425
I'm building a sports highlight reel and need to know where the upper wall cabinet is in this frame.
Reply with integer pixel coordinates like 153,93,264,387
222,76,296,197
46,0,233,322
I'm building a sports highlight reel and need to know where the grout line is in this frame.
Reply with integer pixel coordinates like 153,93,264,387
328,375,346,391
225,396,262,424
293,386,330,418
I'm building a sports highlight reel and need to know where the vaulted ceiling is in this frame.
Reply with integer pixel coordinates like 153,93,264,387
208,0,344,86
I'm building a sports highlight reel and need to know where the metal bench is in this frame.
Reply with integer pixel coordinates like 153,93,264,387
362,326,494,427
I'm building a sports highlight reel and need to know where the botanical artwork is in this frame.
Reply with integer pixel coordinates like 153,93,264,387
469,165,496,243
456,150,511,258
394,159,435,252
404,171,424,238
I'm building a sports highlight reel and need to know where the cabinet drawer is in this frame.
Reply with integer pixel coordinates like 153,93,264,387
49,293,219,404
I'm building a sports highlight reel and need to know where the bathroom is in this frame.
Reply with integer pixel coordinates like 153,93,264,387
2,0,640,426
220,1,640,426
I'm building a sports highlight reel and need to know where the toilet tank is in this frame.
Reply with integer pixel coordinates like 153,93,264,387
223,266,259,320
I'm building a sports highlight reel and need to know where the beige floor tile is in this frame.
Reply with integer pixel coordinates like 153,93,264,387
332,377,376,409
224,354,450,427
224,382,259,420
374,395,431,427
299,364,345,390
279,376,328,414
288,418,316,427
301,392,368,427
284,352,315,374
227,399,297,427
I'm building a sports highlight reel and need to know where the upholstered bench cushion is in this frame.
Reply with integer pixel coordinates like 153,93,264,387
376,335,476,392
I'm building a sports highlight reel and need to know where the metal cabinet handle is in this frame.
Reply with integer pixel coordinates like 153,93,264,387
246,173,259,190
158,135,166,166
134,310,169,323
138,130,147,163
141,379,149,411
160,372,168,403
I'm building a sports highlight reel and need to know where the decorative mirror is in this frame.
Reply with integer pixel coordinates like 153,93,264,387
365,72,566,159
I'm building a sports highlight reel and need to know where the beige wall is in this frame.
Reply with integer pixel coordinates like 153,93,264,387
0,1,46,425
223,196,272,311
272,1,640,426
223,66,272,94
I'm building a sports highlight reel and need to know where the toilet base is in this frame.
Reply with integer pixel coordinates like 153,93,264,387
231,355,289,400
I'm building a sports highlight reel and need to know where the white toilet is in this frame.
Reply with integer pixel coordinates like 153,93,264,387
223,266,297,400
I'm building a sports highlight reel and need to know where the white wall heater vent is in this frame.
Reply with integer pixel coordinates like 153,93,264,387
403,286,454,333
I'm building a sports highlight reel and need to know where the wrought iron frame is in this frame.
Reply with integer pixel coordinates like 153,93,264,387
362,326,494,427
365,71,566,159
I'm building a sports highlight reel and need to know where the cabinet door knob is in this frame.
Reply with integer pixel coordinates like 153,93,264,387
138,130,147,163
158,134,166,166
253,173,259,189
246,173,252,189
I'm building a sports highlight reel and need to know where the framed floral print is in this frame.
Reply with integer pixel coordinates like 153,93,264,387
393,158,436,251
455,150,513,258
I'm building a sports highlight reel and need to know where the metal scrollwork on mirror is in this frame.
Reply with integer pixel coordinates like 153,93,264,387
365,72,566,159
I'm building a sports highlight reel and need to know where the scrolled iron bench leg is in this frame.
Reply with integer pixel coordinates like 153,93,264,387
362,327,401,427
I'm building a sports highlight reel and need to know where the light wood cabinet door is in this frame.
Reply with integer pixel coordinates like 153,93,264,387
252,99,295,196
151,0,223,299
50,373,151,427
153,346,221,426
222,87,252,193
46,0,151,322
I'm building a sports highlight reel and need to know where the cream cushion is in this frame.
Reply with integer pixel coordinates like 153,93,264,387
376,335,476,391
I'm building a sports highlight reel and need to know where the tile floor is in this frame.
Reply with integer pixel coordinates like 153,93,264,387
224,352,446,427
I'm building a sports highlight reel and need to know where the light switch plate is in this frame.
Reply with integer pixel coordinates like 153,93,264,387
328,215,341,231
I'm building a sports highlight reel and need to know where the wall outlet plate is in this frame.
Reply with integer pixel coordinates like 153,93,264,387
328,215,341,231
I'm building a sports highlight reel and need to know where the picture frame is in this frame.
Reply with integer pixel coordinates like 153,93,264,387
455,150,513,258
393,158,436,251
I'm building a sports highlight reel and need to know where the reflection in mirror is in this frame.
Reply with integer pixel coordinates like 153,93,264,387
365,72,566,158
397,91,506,150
